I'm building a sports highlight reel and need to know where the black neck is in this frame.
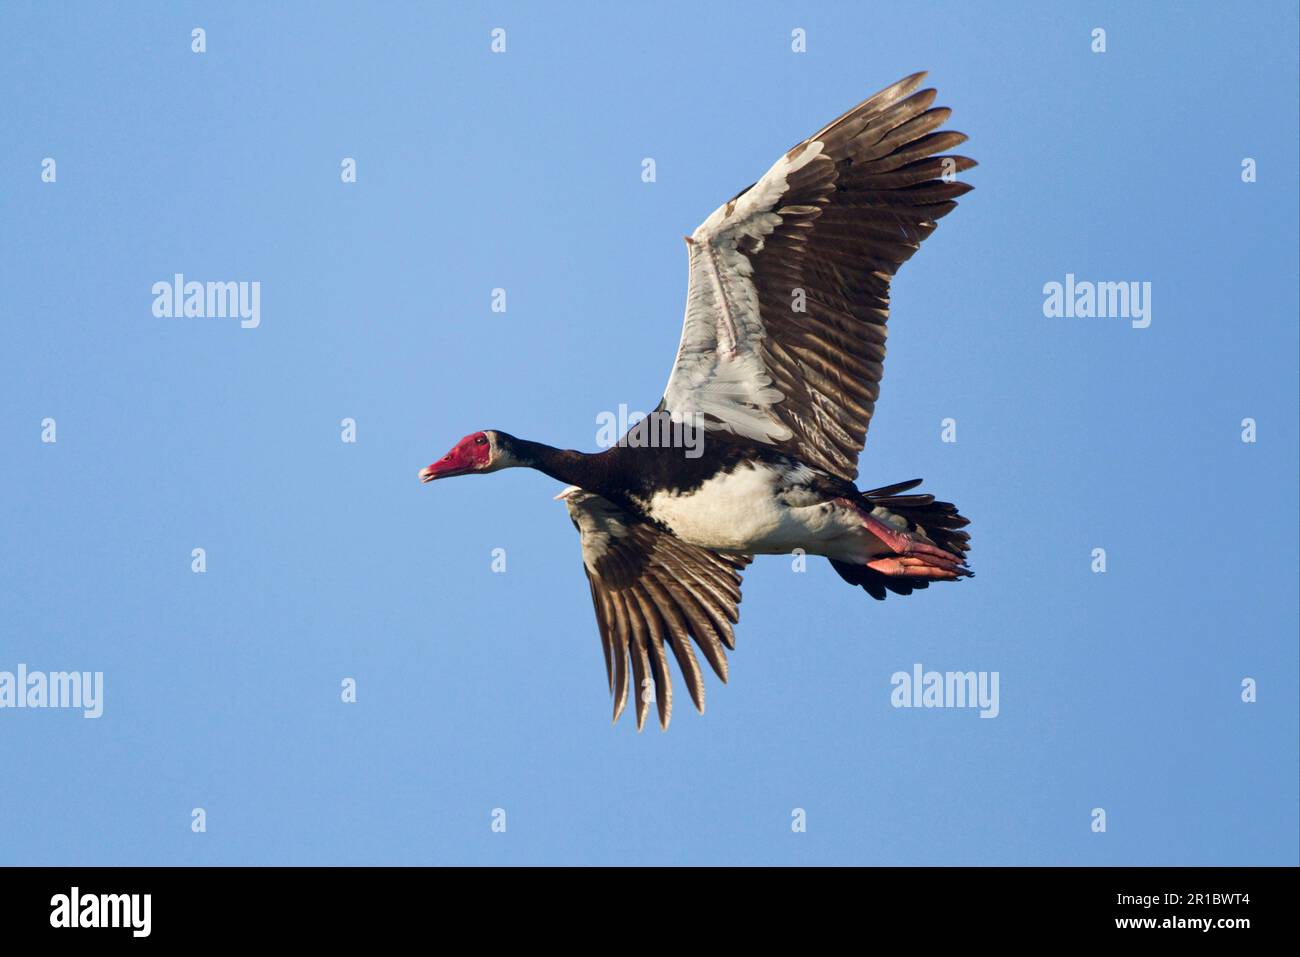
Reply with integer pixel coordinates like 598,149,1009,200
509,438,605,492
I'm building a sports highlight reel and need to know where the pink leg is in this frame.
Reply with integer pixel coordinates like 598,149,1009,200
866,556,963,579
835,498,970,579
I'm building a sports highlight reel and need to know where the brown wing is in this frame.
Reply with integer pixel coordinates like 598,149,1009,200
561,488,749,731
661,72,974,481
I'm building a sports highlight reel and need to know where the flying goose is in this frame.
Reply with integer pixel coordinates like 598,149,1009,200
420,72,975,730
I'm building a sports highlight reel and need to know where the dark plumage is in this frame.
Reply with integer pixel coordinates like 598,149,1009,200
420,73,976,730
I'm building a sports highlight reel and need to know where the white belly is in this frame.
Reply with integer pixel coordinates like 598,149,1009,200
644,462,868,558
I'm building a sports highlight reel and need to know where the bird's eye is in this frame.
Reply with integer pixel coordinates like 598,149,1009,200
475,436,488,445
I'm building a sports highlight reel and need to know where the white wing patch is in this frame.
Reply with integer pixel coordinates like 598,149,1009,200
661,141,827,445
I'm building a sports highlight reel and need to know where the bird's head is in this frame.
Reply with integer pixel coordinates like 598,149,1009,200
418,430,524,483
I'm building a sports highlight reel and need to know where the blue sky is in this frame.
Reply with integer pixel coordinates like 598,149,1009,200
1,1,1296,866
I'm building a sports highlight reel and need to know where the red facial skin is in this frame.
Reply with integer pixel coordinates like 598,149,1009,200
419,432,491,483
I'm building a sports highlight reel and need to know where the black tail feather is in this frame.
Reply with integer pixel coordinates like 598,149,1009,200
831,479,972,600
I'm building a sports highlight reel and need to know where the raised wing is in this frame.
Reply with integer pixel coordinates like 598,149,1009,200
559,487,750,731
661,72,975,481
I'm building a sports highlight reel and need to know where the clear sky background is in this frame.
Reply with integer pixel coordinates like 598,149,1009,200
1,2,1296,866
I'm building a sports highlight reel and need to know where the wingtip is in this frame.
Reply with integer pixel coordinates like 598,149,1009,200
894,71,929,96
